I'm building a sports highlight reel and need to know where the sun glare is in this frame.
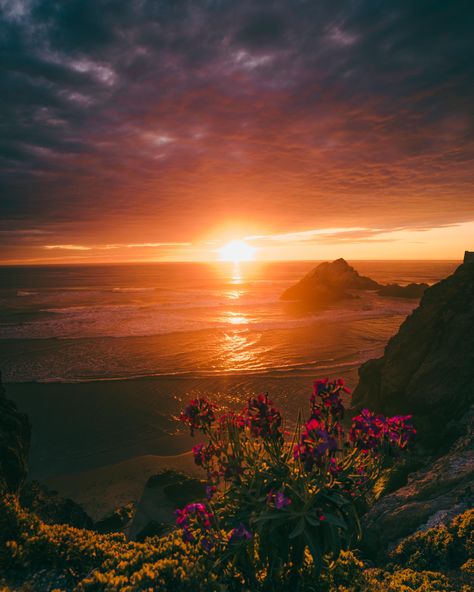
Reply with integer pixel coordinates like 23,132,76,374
219,240,255,263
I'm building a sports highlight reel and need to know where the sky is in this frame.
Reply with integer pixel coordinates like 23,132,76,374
1,0,473,264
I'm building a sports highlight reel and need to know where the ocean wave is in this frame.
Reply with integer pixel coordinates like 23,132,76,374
32,357,366,384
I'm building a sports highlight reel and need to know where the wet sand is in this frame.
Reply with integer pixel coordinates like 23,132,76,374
6,372,361,515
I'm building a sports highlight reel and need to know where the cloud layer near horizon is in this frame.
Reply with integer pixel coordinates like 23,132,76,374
1,0,474,261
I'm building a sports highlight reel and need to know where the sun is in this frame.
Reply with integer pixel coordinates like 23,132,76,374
219,240,255,263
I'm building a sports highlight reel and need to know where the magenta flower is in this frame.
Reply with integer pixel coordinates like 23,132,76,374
244,393,283,441
179,398,216,436
310,378,350,422
267,490,292,509
294,418,338,470
229,523,252,543
192,442,216,467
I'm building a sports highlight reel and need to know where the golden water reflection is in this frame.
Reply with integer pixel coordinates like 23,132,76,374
223,311,249,325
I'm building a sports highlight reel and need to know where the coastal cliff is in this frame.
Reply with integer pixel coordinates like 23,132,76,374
352,253,474,451
353,252,474,554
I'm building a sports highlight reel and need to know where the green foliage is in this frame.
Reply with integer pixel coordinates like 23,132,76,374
176,380,416,589
2,493,472,591
364,568,454,592
389,509,474,572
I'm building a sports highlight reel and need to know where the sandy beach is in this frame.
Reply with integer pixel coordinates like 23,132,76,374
5,372,359,517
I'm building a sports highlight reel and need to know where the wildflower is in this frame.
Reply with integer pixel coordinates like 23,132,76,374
294,418,337,470
267,490,291,509
385,415,416,449
244,393,283,440
310,378,350,422
349,408,386,453
205,485,217,500
192,443,216,467
229,523,252,543
179,398,216,436
175,502,214,531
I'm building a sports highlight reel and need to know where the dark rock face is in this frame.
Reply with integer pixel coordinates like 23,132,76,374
130,470,205,540
0,373,31,493
94,503,134,533
354,256,474,554
19,481,94,529
352,259,474,452
377,282,428,299
361,411,474,556
281,258,380,303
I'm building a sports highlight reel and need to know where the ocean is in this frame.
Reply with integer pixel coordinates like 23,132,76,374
0,260,458,383
0,259,460,478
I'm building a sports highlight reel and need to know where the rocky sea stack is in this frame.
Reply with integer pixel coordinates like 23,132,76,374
281,258,380,304
281,258,428,305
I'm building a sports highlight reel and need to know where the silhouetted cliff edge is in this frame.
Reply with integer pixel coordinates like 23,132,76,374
352,252,474,452
354,253,474,554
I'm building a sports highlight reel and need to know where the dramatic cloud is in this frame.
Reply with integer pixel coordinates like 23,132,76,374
1,0,473,262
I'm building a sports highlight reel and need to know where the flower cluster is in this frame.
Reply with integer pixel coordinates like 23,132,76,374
179,398,216,436
311,378,350,422
350,409,416,453
175,502,215,545
176,377,416,588
244,393,283,440
192,443,216,468
294,418,338,471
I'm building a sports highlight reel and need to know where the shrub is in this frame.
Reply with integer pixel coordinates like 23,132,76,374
390,509,474,572
176,378,415,589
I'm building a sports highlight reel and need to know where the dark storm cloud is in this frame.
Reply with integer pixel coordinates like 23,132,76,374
1,0,474,254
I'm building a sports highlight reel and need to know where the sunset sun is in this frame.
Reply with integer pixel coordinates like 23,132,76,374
219,240,255,263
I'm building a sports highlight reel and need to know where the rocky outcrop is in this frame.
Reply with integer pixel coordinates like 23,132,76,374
377,282,428,299
130,470,205,540
0,372,31,493
354,253,474,555
281,258,380,303
361,410,474,556
352,256,474,452
19,481,94,529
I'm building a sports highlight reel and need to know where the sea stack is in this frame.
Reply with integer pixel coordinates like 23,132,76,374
281,258,380,304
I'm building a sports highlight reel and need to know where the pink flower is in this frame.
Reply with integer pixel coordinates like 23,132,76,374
244,393,283,441
180,398,216,436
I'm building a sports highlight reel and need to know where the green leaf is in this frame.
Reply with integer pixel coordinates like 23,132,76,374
289,519,306,539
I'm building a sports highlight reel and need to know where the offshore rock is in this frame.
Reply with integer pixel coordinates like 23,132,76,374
377,282,428,299
352,257,474,452
281,258,380,303
0,372,31,493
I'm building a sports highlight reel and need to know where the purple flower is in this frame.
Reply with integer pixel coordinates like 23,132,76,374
229,523,252,543
192,442,216,467
267,490,291,509
244,394,283,441
294,418,338,470
205,485,217,500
